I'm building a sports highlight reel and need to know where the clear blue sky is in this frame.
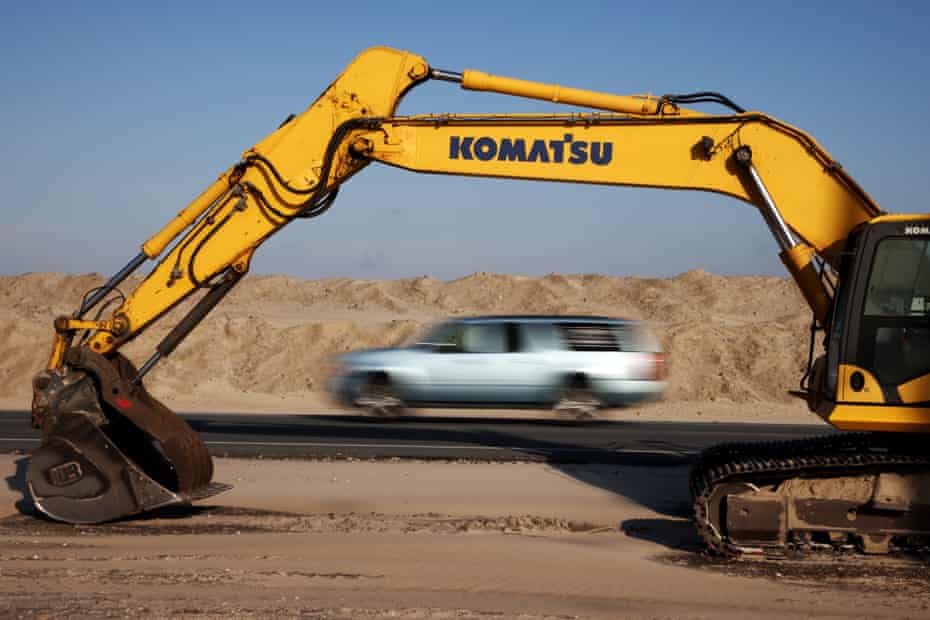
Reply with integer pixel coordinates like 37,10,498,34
3,1,930,280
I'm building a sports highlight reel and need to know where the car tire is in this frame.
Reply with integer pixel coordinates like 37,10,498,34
553,375,601,420
355,373,405,419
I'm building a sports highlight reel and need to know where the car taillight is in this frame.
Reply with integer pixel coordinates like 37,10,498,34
651,353,667,381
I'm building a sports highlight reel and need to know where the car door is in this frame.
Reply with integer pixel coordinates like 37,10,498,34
424,322,512,403
507,321,560,403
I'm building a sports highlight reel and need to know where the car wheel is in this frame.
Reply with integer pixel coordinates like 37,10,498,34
553,376,601,420
355,373,405,419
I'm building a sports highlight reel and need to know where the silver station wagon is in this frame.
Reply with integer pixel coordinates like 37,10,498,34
328,316,667,418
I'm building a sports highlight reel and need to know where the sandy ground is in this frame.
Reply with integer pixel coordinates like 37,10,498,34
2,271,897,618
2,455,928,619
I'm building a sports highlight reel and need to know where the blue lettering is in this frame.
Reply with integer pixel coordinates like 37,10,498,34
569,141,588,164
498,138,527,161
449,136,474,160
527,139,550,163
473,137,497,161
448,136,611,166
590,142,612,165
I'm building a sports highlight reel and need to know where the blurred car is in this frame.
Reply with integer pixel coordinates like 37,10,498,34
328,315,666,418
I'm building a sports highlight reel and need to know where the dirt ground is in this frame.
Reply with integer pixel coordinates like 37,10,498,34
2,455,928,619
4,271,925,618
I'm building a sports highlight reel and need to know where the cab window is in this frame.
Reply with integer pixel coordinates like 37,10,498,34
864,238,930,317
858,238,930,385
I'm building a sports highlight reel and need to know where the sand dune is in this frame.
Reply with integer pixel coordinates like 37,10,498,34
0,270,815,412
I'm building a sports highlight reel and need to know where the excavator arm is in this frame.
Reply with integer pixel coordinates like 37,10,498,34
56,50,881,363
46,48,433,368
354,111,878,320
29,47,431,524
28,48,930,555
58,48,882,367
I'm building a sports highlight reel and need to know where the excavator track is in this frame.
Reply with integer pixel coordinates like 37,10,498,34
690,432,930,557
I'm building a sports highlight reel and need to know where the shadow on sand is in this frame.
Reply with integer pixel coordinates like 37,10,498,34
4,456,36,517
1,411,826,553
620,517,704,552
188,412,714,550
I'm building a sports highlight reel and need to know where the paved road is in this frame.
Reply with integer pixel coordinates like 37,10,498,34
0,410,834,465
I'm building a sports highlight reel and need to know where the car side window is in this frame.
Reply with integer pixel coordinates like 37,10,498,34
518,322,560,352
461,323,508,353
556,323,621,351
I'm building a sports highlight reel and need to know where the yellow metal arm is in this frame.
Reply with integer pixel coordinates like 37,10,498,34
350,111,880,322
354,113,880,265
459,70,696,116
71,46,880,366
79,47,430,357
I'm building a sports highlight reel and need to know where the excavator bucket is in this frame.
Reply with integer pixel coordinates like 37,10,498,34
28,350,226,524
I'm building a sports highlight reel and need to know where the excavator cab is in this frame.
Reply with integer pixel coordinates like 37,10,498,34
692,217,930,556
813,216,930,432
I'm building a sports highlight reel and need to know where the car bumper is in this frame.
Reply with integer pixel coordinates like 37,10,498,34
593,378,666,407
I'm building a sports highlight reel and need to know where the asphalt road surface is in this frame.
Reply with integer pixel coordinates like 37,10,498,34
0,411,835,464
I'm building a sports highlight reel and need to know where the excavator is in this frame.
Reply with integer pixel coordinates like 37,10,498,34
28,46,930,556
